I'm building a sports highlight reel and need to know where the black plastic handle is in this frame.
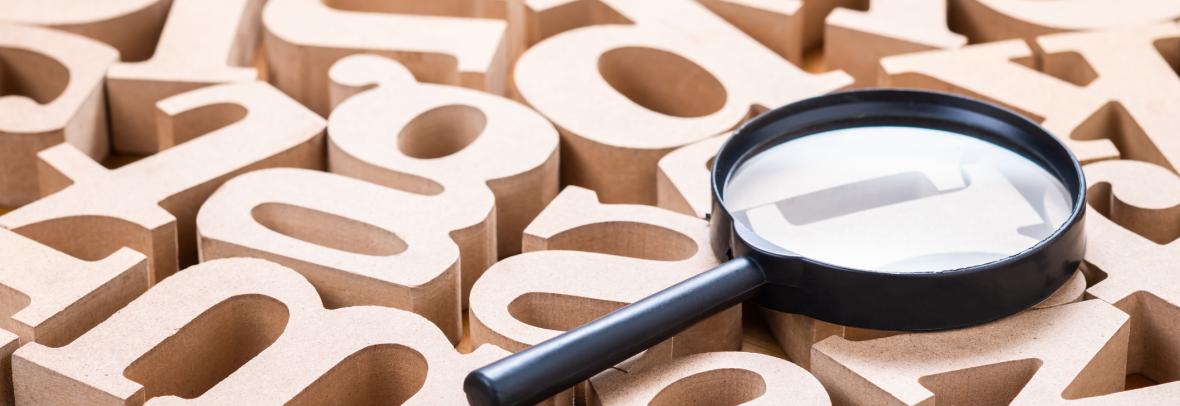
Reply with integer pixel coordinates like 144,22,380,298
464,256,767,406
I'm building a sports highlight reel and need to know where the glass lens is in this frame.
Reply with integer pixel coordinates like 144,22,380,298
724,126,1072,273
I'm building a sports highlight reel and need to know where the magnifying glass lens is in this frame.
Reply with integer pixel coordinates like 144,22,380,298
724,126,1072,273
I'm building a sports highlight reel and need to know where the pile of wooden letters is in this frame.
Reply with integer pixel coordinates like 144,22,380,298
0,0,1177,404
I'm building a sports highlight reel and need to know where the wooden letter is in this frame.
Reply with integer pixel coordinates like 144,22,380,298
766,269,1085,369
882,24,1180,169
468,186,742,403
812,300,1130,405
591,351,830,406
0,0,170,61
198,168,474,343
262,0,510,114
514,0,849,204
1082,159,1180,400
0,228,147,347
0,230,146,406
327,55,559,302
1,82,325,283
0,24,117,207
696,1,805,63
0,331,18,406
106,0,265,154
656,132,729,219
825,0,965,86
13,258,507,405
951,0,1180,42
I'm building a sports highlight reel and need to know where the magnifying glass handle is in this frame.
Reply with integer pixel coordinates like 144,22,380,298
464,256,766,406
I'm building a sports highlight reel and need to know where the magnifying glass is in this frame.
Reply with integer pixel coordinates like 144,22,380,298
464,89,1085,406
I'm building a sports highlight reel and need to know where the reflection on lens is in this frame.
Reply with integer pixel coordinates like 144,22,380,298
724,126,1072,273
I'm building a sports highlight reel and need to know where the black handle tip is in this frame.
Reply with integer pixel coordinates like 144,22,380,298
464,369,500,406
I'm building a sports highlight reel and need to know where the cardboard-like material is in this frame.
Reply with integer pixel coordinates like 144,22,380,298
0,82,325,283
825,0,965,86
0,230,145,406
2,3,1179,404
0,0,170,61
763,270,1086,369
812,300,1131,405
656,132,728,219
514,0,849,204
468,186,742,403
518,0,627,47
881,24,1180,169
198,167,471,343
696,0,805,64
327,54,559,303
12,258,508,405
701,0,861,60
883,39,1107,154
262,0,510,115
106,0,264,154
1082,159,1180,399
590,351,830,406
1032,24,1180,171
951,0,1180,42
0,331,19,406
0,228,147,347
469,186,741,355
0,24,117,208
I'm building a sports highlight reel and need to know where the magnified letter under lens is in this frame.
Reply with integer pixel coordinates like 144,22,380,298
465,89,1086,406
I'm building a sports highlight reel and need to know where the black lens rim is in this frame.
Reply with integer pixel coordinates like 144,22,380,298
709,88,1086,331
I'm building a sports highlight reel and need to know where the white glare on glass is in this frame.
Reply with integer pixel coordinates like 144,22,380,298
724,126,1072,273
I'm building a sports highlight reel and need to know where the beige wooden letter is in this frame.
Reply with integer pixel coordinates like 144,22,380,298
696,1,805,63
514,0,849,204
469,186,742,402
313,0,527,63
262,0,510,114
197,167,472,343
106,0,265,154
687,0,867,65
12,258,506,405
952,0,1180,42
328,55,559,302
0,331,18,406
1033,25,1180,171
656,133,728,219
0,24,117,208
0,228,147,347
795,0,860,53
825,0,965,86
1081,159,1180,400
764,269,1085,369
591,351,830,406
759,270,1084,370
0,82,325,284
518,0,629,47
882,24,1180,170
812,300,1130,405
0,229,145,406
0,0,170,62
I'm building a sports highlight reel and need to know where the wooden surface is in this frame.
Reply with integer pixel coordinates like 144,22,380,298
0,1,1178,404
